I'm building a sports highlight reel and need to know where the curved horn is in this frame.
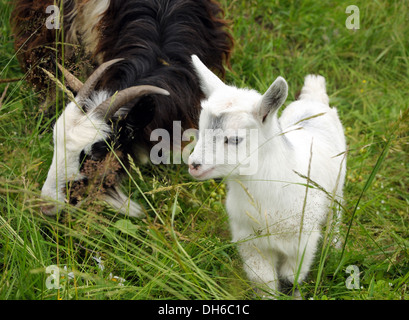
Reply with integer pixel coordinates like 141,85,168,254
77,58,124,100
93,85,170,120
57,63,83,92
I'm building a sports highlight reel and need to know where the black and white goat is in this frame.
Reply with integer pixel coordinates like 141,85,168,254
12,0,232,216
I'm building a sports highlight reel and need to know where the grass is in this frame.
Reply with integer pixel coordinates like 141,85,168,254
1,0,408,300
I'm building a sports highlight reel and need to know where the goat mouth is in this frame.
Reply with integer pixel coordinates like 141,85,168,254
40,204,57,216
189,167,214,180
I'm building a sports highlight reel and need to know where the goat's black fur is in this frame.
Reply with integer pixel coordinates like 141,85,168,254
96,0,232,149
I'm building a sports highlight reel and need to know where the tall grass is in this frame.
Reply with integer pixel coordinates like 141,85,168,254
1,0,408,300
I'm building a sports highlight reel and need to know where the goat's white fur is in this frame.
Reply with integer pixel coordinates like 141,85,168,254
66,0,110,63
41,91,144,218
189,55,346,297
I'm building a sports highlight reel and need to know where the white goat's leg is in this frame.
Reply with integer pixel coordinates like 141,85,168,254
238,242,279,298
103,186,145,218
278,233,320,298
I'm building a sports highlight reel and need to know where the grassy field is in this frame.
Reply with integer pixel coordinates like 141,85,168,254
0,0,408,300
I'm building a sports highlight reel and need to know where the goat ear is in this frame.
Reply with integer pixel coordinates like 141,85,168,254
191,55,225,98
258,76,288,122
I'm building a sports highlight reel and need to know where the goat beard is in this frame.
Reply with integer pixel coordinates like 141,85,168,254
64,150,124,211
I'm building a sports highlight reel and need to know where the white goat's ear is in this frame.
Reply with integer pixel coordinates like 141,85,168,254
258,76,288,122
191,55,225,98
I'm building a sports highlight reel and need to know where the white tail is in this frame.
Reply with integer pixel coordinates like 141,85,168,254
298,74,329,105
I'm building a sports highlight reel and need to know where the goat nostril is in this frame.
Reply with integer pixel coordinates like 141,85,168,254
189,162,201,170
40,204,55,216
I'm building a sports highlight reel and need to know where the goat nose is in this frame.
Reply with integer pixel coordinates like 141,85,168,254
189,162,202,171
40,204,56,216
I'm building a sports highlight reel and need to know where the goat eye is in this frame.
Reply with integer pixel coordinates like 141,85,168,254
225,136,243,145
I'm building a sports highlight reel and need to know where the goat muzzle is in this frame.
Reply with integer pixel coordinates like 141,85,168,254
40,204,57,216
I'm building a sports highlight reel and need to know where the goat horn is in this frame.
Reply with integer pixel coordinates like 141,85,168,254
93,85,170,120
77,58,124,100
56,63,83,92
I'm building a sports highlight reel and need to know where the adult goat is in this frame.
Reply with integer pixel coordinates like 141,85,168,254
12,0,232,216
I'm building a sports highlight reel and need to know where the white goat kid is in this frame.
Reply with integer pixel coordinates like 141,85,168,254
188,55,346,297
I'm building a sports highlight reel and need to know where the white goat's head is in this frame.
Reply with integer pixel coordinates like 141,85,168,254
188,55,288,180
41,59,169,215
